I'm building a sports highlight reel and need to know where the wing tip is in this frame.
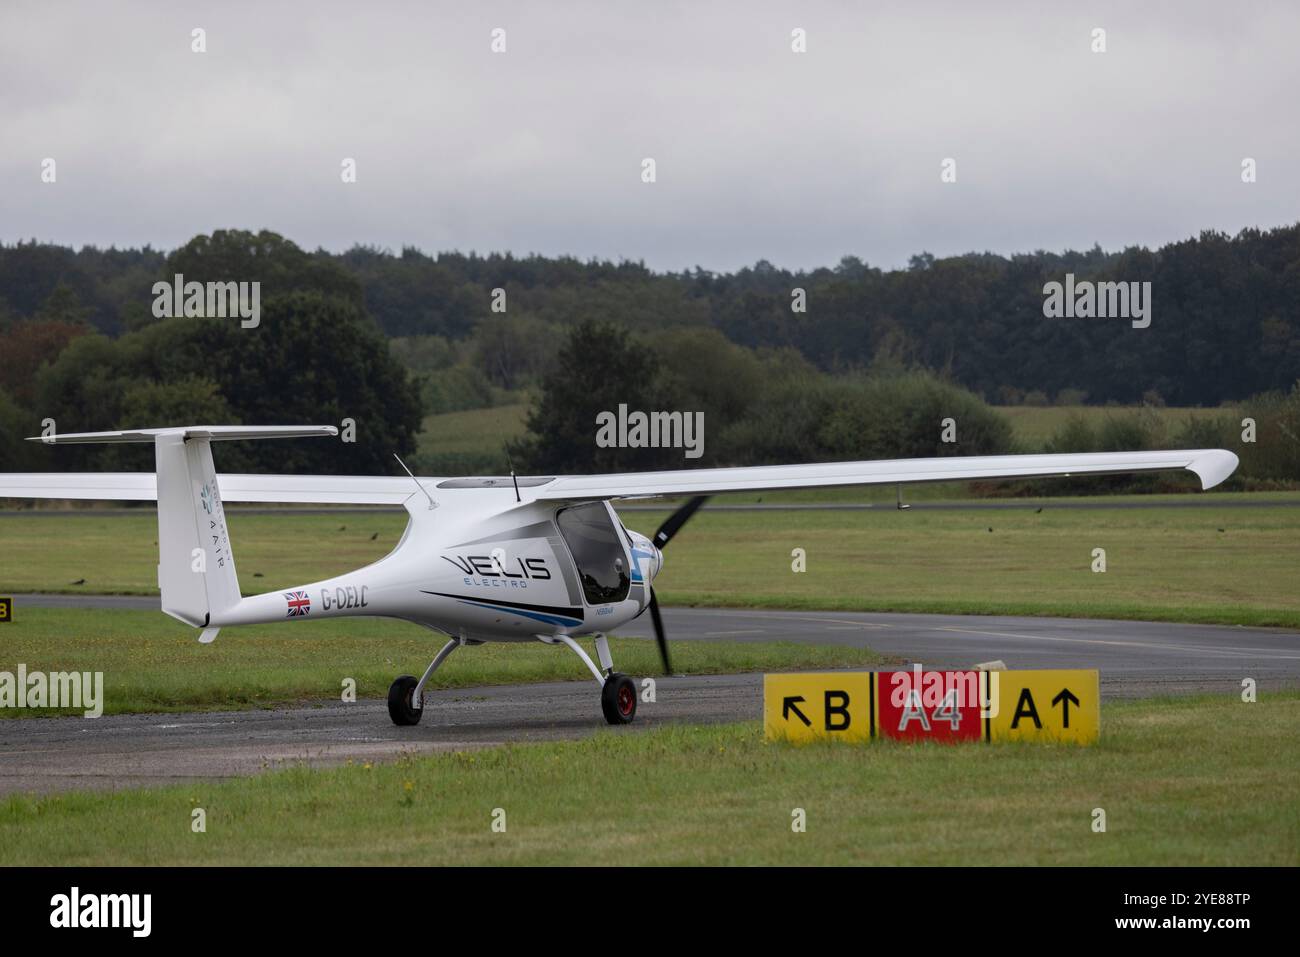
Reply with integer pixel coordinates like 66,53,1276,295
1190,449,1239,490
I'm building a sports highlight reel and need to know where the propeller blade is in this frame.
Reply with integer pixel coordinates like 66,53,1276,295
646,496,704,676
648,587,672,675
653,495,709,549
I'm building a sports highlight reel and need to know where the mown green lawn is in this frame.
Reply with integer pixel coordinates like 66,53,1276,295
2,496,1294,626
2,693,1294,865
636,498,1300,628
0,509,408,595
0,607,885,716
415,403,530,472
418,403,530,456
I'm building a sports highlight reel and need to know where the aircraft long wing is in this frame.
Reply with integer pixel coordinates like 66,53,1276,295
0,449,1239,505
534,449,1239,501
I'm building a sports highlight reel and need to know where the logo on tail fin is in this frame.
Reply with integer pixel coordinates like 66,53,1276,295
284,590,311,617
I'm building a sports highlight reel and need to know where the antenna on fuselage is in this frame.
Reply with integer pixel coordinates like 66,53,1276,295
503,446,522,503
394,453,437,510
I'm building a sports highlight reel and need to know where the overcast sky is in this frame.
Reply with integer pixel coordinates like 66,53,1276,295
1,1,1297,272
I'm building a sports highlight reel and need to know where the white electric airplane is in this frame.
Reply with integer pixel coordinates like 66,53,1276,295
1,426,1238,726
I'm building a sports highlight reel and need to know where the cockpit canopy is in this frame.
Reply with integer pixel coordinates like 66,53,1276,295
556,502,630,604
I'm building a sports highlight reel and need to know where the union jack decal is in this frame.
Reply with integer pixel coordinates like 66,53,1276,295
284,590,311,617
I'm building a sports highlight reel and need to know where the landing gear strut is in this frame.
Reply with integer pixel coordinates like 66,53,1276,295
537,632,639,725
388,636,462,726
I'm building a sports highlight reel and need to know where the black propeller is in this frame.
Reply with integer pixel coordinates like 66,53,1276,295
647,589,670,675
646,495,708,674
653,495,708,549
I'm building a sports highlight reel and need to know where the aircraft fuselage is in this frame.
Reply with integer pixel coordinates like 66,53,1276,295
212,495,662,642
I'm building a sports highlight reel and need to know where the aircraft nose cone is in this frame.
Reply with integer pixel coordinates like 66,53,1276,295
653,545,664,578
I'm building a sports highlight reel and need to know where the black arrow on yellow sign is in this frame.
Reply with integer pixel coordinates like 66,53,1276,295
1052,688,1080,728
782,696,812,727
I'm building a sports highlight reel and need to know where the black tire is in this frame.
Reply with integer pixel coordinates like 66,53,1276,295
387,675,423,726
600,673,638,725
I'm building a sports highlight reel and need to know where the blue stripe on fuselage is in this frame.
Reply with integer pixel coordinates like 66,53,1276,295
454,598,584,628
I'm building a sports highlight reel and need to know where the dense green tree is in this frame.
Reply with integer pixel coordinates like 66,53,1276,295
0,387,50,472
35,283,93,324
470,314,561,391
510,321,680,473
714,370,1013,466
32,294,421,475
0,318,91,406
165,230,364,312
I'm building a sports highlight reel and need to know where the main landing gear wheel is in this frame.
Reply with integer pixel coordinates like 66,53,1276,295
601,673,638,725
387,675,423,726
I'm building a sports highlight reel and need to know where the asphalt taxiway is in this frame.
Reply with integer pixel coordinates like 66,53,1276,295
3,600,1298,794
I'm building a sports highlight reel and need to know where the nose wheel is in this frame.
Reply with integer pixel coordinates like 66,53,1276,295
601,673,638,724
536,633,640,726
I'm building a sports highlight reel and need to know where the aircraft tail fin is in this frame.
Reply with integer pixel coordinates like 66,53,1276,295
32,425,338,627
155,433,242,626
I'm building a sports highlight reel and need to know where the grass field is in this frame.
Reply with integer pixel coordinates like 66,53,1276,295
2,495,1297,627
2,692,1294,865
416,402,529,461
635,498,1300,628
0,608,885,716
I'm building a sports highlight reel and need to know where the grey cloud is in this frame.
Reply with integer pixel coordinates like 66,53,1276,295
1,0,1296,271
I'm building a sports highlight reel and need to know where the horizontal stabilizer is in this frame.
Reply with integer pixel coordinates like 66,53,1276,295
26,425,338,444
0,472,420,504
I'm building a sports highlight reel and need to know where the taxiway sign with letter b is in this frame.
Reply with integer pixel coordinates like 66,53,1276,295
763,672,873,743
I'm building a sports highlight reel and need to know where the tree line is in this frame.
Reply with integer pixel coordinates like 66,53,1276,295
4,223,1298,408
0,227,1296,481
